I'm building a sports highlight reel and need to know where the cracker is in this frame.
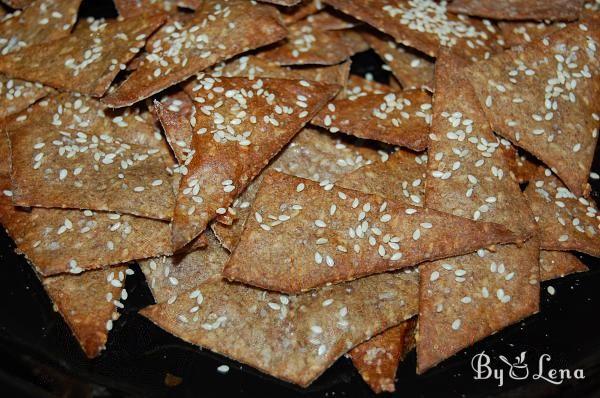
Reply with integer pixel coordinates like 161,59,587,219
311,89,432,150
0,204,172,276
362,30,434,91
102,0,288,107
223,171,521,293
281,0,324,25
41,265,131,357
467,22,600,197
306,10,357,31
448,0,584,22
259,0,301,6
115,0,201,18
153,96,194,164
348,318,416,393
141,267,419,387
324,0,502,61
0,13,166,97
539,250,588,281
343,74,389,99
211,128,379,251
2,0,32,7
0,130,10,177
258,22,368,66
417,50,539,373
171,75,338,249
0,76,54,121
0,175,12,205
0,0,81,55
524,168,600,257
499,22,566,47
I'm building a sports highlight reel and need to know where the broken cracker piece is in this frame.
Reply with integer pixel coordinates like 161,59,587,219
171,75,338,249
348,318,416,393
539,250,588,281
223,171,521,293
324,0,502,61
0,76,54,121
41,264,131,357
312,89,432,150
154,97,193,164
467,22,600,197
102,0,288,107
448,0,584,22
0,13,166,97
281,0,324,25
525,168,600,257
114,0,201,18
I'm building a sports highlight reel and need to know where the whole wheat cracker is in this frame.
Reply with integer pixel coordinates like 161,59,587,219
448,0,584,22
114,0,201,18
540,250,588,281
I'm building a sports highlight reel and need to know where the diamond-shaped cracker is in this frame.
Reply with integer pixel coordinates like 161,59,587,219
211,128,379,251
115,0,201,18
324,0,502,61
499,21,567,48
41,265,131,357
258,22,368,66
417,50,539,373
7,94,175,220
0,76,54,121
153,96,194,164
312,89,432,150
141,266,419,387
0,204,172,276
0,13,166,97
102,0,288,108
448,0,584,22
348,318,416,393
539,250,588,281
467,22,600,197
139,231,226,303
0,0,81,55
362,30,434,91
223,170,521,293
524,168,600,257
171,76,338,249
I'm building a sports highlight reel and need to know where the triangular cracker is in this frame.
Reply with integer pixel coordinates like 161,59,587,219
223,170,521,293
539,250,588,281
258,22,368,66
448,0,584,22
102,0,288,107
467,22,600,197
417,50,539,373
141,267,419,387
0,0,81,55
0,13,166,97
324,0,502,61
0,76,54,121
348,318,416,393
153,96,194,164
41,265,131,357
362,30,434,91
281,0,324,25
7,94,175,220
0,204,172,276
115,0,201,18
171,75,338,248
311,89,432,150
524,168,600,257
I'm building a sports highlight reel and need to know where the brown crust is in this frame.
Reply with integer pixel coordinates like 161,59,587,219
448,0,584,22
153,96,194,165
311,89,432,150
498,21,567,48
540,250,588,281
467,22,600,197
0,76,55,121
102,0,288,107
223,171,522,293
114,0,201,18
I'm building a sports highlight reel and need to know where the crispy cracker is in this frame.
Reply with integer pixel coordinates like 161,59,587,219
115,0,201,18
499,22,566,48
102,0,288,107
362,30,434,91
0,130,10,177
0,0,81,55
41,265,131,357
258,22,368,66
211,128,380,251
417,50,539,373
539,250,588,281
467,22,600,197
324,0,502,61
306,10,357,31
2,0,32,7
0,13,165,97
281,0,324,25
139,232,225,303
0,175,12,205
343,74,389,99
348,318,416,393
223,171,521,293
312,89,432,150
259,0,302,6
171,76,338,249
0,204,172,276
524,168,600,257
448,0,584,22
141,267,419,387
154,96,194,164
0,76,54,121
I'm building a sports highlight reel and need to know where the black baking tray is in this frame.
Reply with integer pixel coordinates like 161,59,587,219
1,1,600,397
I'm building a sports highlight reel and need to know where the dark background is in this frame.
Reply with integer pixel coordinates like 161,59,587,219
1,1,599,397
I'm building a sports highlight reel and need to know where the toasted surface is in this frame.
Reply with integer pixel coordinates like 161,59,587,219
448,0,584,21
540,250,588,281
0,76,54,121
114,0,201,17
499,21,567,48
153,95,194,165
223,171,520,293
467,22,600,197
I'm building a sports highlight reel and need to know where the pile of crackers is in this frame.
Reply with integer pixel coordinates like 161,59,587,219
0,0,598,393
